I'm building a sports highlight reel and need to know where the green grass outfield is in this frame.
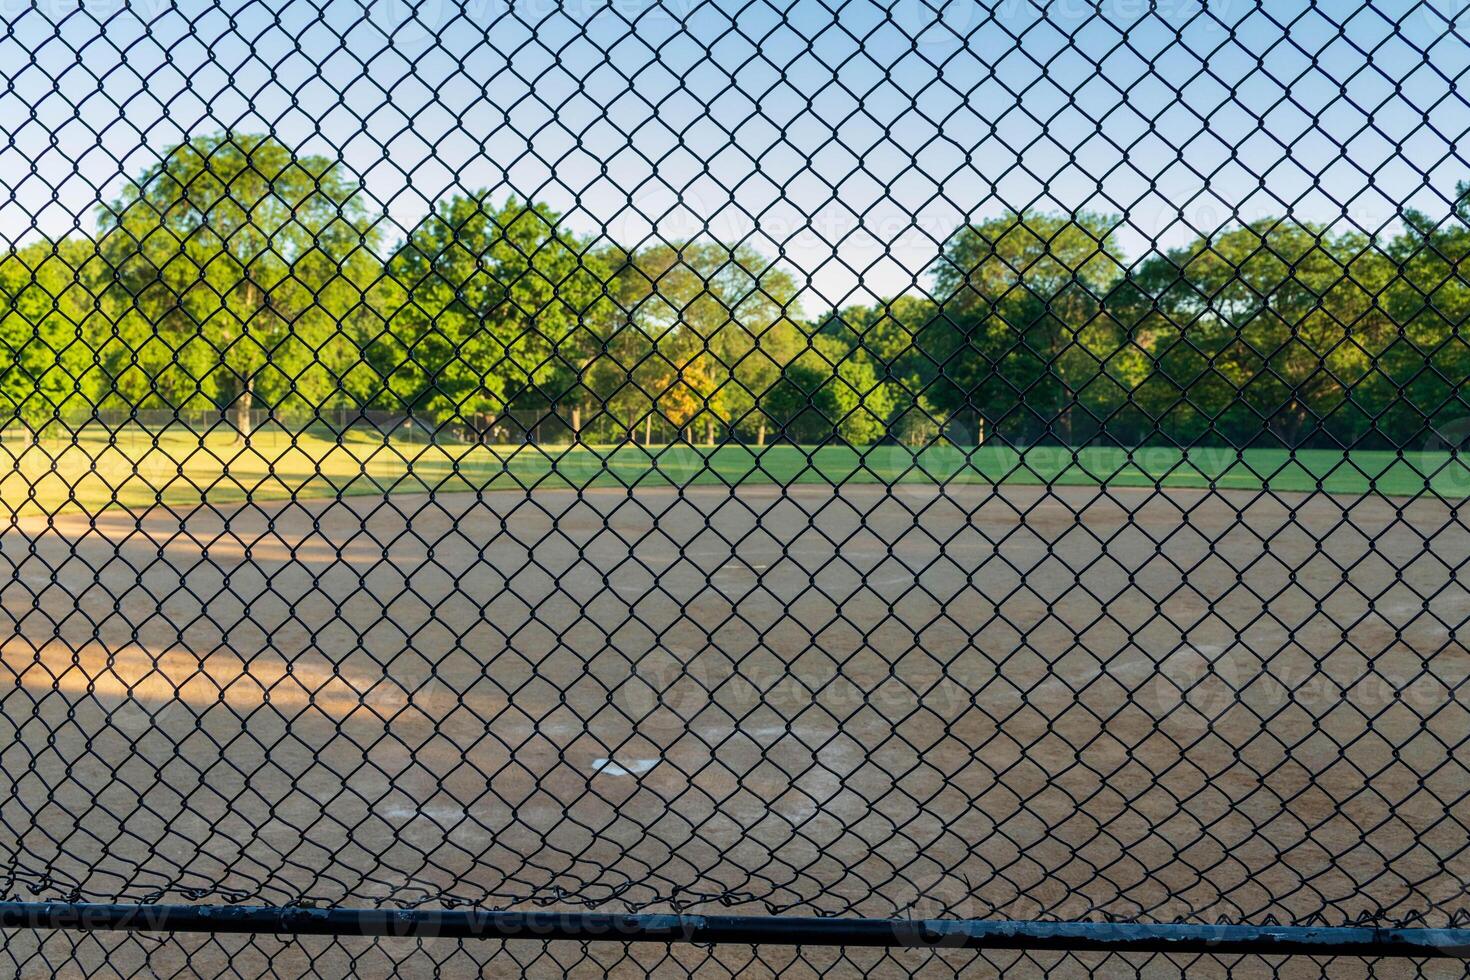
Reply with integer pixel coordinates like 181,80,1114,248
2,423,1466,519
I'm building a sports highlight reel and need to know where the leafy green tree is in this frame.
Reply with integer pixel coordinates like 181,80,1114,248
95,131,381,439
1,140,1455,462
1380,212,1470,447
378,193,599,430
613,241,803,445
758,338,897,446
823,339,899,445
761,357,830,443
1134,220,1395,447
932,211,1126,445
0,238,100,427
813,294,944,444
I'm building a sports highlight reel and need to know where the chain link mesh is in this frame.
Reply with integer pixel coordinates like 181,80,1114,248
1,0,1469,975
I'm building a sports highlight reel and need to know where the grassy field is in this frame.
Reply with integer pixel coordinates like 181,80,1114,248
1,423,1466,518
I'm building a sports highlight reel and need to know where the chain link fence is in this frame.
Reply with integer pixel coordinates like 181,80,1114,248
1,0,1469,975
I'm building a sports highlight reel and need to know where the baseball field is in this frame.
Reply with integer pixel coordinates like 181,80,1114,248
0,425,1466,975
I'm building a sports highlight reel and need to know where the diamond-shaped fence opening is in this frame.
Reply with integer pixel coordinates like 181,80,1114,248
0,0,1468,977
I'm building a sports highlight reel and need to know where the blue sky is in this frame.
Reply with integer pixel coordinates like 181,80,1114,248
2,0,1468,311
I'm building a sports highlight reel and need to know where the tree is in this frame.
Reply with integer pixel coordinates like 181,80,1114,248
615,241,803,445
1378,212,1470,448
6,144,1456,462
821,339,899,445
95,131,381,440
813,294,939,444
1136,220,1395,447
761,357,831,443
0,238,99,427
931,211,1126,445
379,194,599,430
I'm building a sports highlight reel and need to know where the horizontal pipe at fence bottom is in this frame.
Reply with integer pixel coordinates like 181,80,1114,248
0,903,1466,957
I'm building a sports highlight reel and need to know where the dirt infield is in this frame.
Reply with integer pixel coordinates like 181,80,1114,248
0,482,1466,963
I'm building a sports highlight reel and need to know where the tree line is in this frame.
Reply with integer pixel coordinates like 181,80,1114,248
2,131,1467,450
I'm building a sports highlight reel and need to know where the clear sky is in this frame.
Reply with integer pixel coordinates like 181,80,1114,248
2,0,1468,312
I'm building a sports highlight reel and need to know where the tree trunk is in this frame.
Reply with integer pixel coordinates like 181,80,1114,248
234,381,254,445
235,277,263,446
705,417,715,446
644,415,653,446
756,419,766,447
1282,400,1310,448
570,405,582,443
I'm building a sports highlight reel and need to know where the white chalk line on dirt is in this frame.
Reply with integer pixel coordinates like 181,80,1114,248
377,801,469,823
589,756,660,777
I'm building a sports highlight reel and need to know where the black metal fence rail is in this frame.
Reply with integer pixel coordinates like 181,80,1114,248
3,903,1470,959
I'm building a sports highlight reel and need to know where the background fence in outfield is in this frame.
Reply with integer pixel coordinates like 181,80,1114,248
1,0,1469,976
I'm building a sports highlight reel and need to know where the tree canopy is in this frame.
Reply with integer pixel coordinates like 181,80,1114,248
2,131,1467,451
